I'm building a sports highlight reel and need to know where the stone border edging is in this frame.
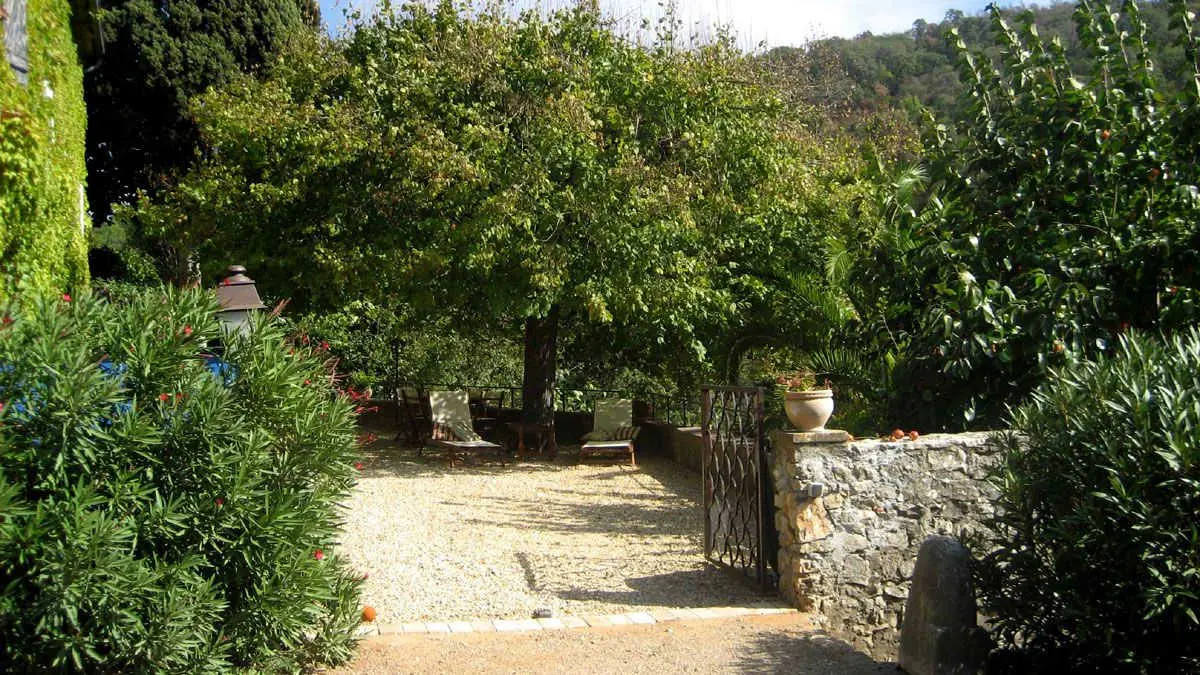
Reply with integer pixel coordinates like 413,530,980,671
357,605,798,637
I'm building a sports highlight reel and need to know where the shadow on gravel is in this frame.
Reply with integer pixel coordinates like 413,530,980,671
354,425,707,489
354,444,561,478
459,493,696,536
552,568,768,608
737,630,896,674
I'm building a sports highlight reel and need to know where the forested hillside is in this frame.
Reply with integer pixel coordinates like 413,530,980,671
766,1,1199,119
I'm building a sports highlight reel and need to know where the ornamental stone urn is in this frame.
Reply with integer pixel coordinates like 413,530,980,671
784,389,834,431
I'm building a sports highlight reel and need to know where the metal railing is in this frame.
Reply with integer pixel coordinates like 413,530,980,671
389,383,702,427
392,384,644,414
644,394,703,426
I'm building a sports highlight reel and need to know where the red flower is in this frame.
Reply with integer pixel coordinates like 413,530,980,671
313,549,325,561
320,341,330,351
175,392,185,401
362,572,370,580
61,293,71,302
354,462,364,471
1,315,12,327
304,379,311,386
0,402,5,414
182,325,193,337
158,393,170,402
301,334,310,346
215,497,224,507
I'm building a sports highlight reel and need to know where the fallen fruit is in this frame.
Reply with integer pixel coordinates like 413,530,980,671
362,606,377,622
908,430,920,441
890,429,904,441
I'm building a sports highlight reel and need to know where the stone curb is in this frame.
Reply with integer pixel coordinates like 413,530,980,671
358,605,798,637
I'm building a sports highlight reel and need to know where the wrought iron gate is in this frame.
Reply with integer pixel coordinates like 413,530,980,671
701,385,772,592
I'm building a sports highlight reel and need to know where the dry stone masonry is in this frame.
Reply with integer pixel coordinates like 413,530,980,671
770,430,1001,659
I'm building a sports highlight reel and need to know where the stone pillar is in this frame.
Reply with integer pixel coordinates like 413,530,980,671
771,429,850,611
770,430,1000,659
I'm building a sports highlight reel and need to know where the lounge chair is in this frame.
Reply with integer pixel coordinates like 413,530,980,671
579,398,639,466
427,390,505,466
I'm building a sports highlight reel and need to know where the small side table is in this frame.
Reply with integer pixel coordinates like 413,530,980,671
506,421,558,461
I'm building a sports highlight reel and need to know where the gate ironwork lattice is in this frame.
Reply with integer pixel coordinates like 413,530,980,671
701,385,771,592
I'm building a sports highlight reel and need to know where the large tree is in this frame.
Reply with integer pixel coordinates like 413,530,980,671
130,2,866,431
82,0,318,224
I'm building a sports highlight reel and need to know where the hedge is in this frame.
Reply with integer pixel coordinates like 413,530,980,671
0,0,90,301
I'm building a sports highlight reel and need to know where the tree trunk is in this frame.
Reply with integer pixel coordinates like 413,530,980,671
522,305,559,430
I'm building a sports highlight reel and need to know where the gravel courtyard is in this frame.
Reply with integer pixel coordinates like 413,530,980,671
339,441,769,624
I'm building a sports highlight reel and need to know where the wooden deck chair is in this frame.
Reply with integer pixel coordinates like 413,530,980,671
396,387,428,444
579,398,638,466
427,390,505,466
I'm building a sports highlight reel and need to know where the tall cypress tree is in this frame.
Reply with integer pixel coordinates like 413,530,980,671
82,0,318,222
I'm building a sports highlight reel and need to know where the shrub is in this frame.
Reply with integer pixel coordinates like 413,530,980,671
979,330,1200,673
878,1,1200,430
0,288,362,671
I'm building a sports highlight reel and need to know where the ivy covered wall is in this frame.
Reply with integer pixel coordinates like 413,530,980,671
0,0,89,300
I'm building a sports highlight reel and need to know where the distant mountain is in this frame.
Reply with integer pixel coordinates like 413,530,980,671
762,1,1198,122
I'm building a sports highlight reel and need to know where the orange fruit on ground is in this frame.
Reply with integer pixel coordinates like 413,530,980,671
908,430,920,441
362,606,377,623
890,429,904,441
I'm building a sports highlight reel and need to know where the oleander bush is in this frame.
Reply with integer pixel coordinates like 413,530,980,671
0,288,362,671
980,330,1200,673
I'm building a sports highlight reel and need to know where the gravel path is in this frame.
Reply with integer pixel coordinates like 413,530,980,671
339,438,768,624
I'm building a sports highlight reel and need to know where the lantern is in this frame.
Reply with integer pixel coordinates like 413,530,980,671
214,265,266,333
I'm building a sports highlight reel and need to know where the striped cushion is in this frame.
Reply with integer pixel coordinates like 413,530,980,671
431,422,455,441
448,420,482,442
610,425,639,441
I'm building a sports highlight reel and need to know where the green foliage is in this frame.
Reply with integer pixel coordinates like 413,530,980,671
0,0,90,301
126,3,895,414
84,0,317,221
874,1,1200,429
979,330,1200,672
292,301,524,390
0,289,362,671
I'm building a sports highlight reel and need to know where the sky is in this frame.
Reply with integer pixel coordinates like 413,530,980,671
317,0,1005,48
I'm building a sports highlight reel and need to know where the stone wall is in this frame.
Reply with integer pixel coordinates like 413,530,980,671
639,421,704,470
770,430,1001,659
